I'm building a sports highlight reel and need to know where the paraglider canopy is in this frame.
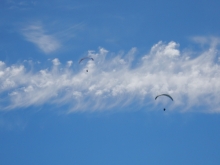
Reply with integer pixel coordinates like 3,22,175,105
155,94,173,101
79,57,94,64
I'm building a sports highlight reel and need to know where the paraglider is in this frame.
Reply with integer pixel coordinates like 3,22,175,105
79,57,94,72
155,94,173,111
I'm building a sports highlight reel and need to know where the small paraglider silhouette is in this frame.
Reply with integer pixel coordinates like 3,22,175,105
79,57,94,72
155,94,173,111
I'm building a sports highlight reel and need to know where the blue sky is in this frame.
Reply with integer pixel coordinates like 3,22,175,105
1,0,220,164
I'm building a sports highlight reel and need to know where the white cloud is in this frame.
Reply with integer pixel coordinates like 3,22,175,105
1,39,220,113
67,61,73,67
191,36,220,48
52,58,60,66
22,24,61,54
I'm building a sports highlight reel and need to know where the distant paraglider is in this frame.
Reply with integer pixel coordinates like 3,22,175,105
79,57,94,72
155,94,173,111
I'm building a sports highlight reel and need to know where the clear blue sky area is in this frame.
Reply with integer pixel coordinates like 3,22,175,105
1,0,220,164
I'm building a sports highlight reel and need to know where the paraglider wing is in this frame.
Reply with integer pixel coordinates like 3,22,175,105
155,94,173,101
79,57,94,64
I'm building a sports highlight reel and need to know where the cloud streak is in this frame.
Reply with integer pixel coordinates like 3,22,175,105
1,38,220,113
22,24,61,54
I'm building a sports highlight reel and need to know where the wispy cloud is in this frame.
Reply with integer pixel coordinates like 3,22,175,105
6,0,36,10
1,37,220,113
22,23,61,54
0,115,27,131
